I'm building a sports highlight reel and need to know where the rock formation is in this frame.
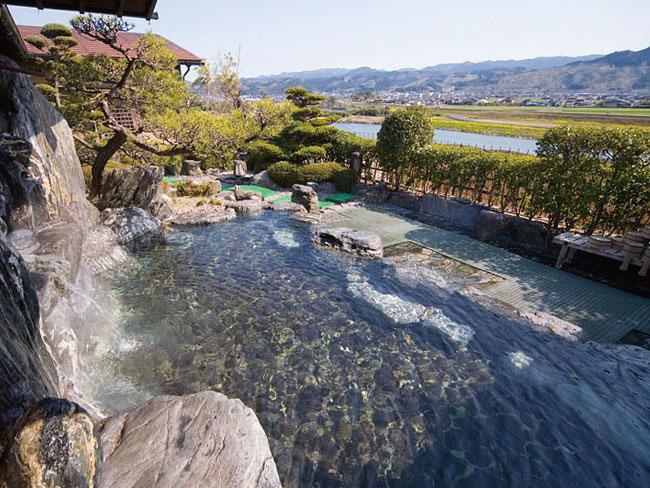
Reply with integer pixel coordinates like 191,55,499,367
312,227,383,257
172,206,237,226
0,235,56,445
291,184,319,214
233,160,248,177
0,398,97,487
97,166,164,211
251,170,280,190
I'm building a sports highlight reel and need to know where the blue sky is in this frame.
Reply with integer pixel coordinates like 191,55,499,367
9,0,650,77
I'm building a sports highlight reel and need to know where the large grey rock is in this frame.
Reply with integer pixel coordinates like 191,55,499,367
100,208,161,244
312,227,383,257
226,199,263,215
233,160,248,177
97,391,281,488
292,184,319,214
98,166,164,211
172,207,237,226
272,201,305,213
251,170,280,190
235,187,263,201
0,398,96,488
182,160,203,176
0,236,57,443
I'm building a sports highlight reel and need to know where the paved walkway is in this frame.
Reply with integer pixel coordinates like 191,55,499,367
327,206,650,343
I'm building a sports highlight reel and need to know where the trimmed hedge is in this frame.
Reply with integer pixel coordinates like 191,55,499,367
385,125,650,233
268,161,355,192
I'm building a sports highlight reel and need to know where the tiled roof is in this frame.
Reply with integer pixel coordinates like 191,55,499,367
5,1,159,20
18,25,203,65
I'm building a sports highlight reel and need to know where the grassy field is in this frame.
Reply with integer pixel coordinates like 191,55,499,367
430,118,547,139
339,102,650,138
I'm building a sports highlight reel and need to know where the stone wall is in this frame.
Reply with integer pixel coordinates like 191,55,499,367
382,189,554,259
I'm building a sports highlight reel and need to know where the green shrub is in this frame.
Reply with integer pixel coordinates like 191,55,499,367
248,141,285,171
291,145,327,163
267,161,302,187
176,180,220,197
377,106,435,175
268,161,355,191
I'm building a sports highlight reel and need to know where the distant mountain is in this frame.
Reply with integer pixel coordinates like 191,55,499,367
242,50,650,97
471,47,650,94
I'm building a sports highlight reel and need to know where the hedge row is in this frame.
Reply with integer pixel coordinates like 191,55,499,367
384,126,650,234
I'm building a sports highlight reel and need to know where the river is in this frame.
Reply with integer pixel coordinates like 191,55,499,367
334,122,539,154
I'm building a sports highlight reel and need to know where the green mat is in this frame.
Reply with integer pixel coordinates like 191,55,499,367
222,185,278,199
163,177,188,185
325,193,358,203
270,192,357,208
270,194,292,203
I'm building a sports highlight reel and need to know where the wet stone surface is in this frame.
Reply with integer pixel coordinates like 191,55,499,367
94,212,649,488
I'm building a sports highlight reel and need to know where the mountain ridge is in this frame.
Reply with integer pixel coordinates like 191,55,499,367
242,49,650,97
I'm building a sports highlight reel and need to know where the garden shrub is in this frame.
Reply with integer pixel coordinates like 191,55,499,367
248,141,285,171
299,162,355,191
268,161,354,191
291,145,327,163
267,161,302,187
176,180,220,197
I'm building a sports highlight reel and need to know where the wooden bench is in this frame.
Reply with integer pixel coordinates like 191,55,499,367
554,232,650,277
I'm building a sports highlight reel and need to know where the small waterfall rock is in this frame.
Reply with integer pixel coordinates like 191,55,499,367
97,391,281,488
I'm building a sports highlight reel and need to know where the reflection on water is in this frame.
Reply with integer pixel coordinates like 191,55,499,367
95,213,649,487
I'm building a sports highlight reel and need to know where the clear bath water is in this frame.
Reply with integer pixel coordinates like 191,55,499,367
91,212,649,487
